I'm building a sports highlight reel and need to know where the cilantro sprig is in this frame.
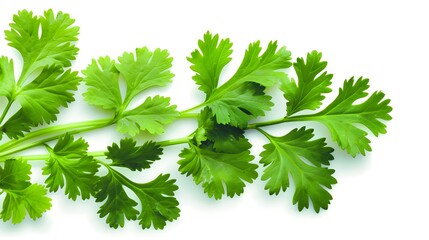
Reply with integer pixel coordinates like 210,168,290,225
0,10,392,230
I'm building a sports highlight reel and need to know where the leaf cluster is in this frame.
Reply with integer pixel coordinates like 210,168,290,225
0,11,392,230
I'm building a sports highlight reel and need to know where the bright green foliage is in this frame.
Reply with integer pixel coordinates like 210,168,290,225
310,77,392,156
106,138,163,171
42,133,99,200
15,67,80,125
259,128,336,212
82,49,178,136
188,32,233,98
208,82,273,127
116,96,178,136
281,51,333,116
0,160,51,223
0,57,15,98
5,10,79,81
189,32,292,126
116,47,174,101
0,9,80,140
0,10,393,230
82,57,122,111
178,141,258,199
95,166,179,230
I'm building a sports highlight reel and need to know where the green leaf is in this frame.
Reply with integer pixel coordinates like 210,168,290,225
281,51,333,116
1,110,33,140
15,67,80,125
95,167,179,230
259,127,336,212
42,133,99,200
116,96,178,136
106,138,163,171
0,159,31,190
116,47,174,101
208,82,273,127
199,39,291,126
196,107,251,153
178,142,258,199
312,77,392,156
0,56,15,99
5,9,79,82
82,57,122,111
0,160,51,223
187,32,233,98
1,184,52,224
95,170,139,229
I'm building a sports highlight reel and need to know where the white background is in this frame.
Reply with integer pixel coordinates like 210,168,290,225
1,0,428,239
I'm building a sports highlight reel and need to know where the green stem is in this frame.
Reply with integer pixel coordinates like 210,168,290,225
0,150,108,163
0,100,14,125
158,136,190,147
0,118,114,157
246,114,317,129
180,103,205,114
178,111,199,119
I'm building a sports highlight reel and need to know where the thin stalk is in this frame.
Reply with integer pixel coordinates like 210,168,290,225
158,136,191,147
246,114,318,129
0,118,114,157
178,111,199,119
180,103,205,114
0,100,14,125
0,150,108,163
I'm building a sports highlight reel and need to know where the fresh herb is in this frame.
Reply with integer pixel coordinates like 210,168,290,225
0,10,392,229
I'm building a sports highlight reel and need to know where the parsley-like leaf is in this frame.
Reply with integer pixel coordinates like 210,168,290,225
116,47,174,102
83,49,178,136
82,57,122,111
178,141,258,199
95,167,179,230
116,96,178,136
188,32,233,98
0,160,51,223
42,133,99,200
16,67,80,125
281,51,333,116
189,33,291,126
310,77,392,156
106,138,163,171
259,127,336,212
0,57,15,99
5,10,79,82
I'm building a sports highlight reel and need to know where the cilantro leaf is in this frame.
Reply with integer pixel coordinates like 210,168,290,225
189,33,292,126
82,57,122,111
178,141,258,199
281,51,333,116
15,67,80,125
259,127,336,212
116,47,174,102
1,184,52,224
0,159,31,190
5,9,79,82
310,77,392,156
82,49,178,136
116,96,178,136
95,169,139,229
196,107,251,153
42,133,99,200
95,166,179,229
0,57,15,99
105,138,163,171
208,82,273,127
0,160,51,223
187,32,233,98
1,110,33,140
